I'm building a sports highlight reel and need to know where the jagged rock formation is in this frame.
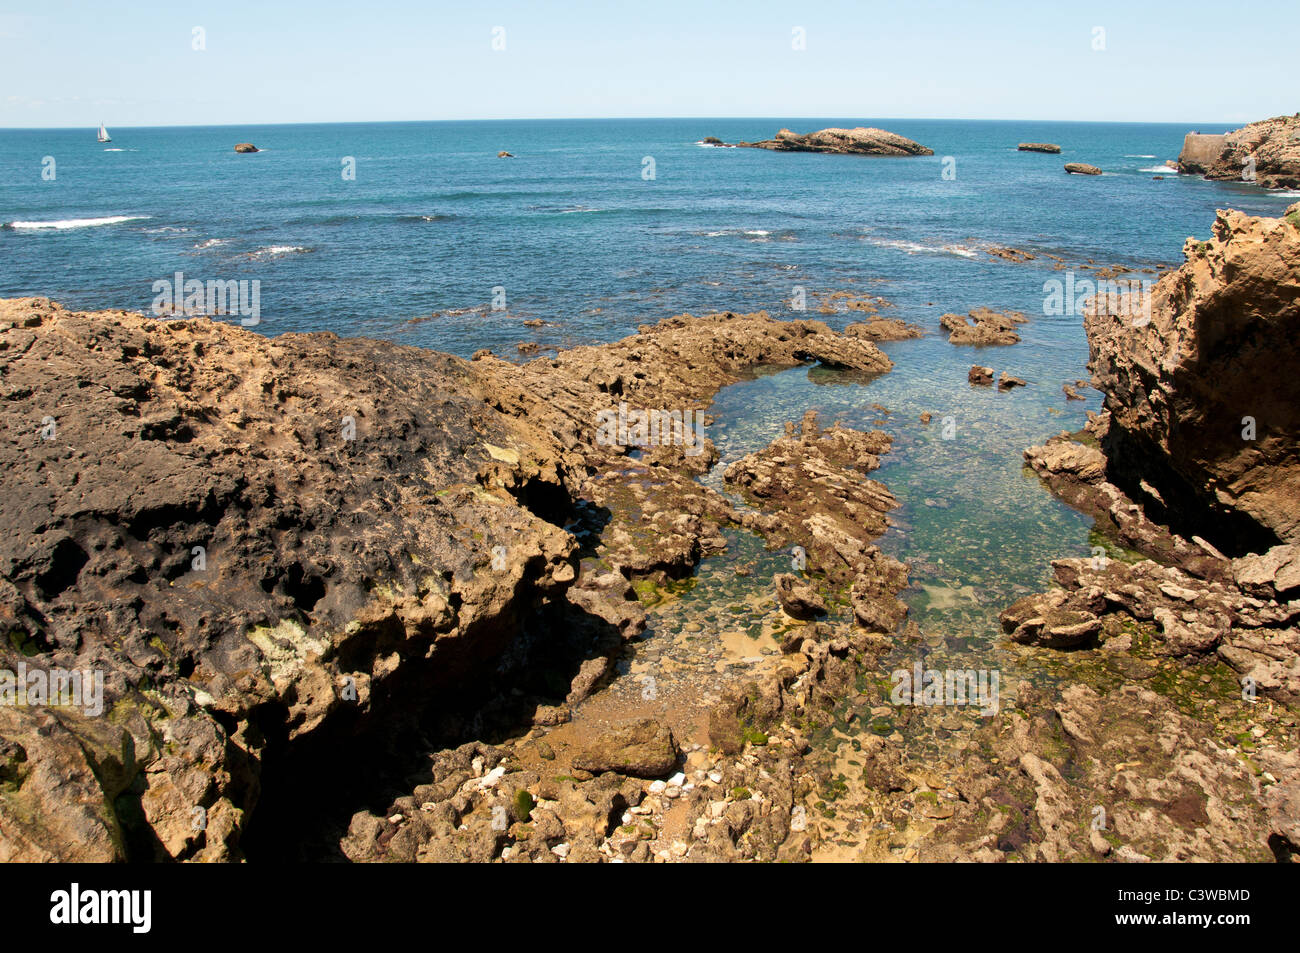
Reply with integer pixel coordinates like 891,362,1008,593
1064,162,1102,175
0,297,580,860
940,307,1027,346
0,298,900,862
1178,115,1300,189
1018,143,1061,154
723,411,909,634
718,127,933,157
1085,204,1300,552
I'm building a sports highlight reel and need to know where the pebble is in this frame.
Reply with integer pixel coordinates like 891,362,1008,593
664,785,683,799
552,843,570,859
388,813,404,824
708,771,724,784
648,779,667,794
477,765,506,790
668,772,687,787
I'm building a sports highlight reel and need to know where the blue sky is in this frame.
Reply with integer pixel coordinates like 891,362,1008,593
2,0,1296,127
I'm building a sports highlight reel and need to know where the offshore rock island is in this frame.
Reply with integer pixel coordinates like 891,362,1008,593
711,126,934,157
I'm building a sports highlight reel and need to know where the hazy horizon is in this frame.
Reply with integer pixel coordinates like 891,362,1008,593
2,0,1297,129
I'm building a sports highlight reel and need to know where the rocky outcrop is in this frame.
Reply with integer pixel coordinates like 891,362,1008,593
1178,116,1300,189
940,307,1026,346
233,143,259,153
0,297,584,860
724,411,908,633
1084,204,1300,552
773,574,826,619
1018,143,1061,154
0,297,901,862
721,127,933,157
1064,163,1102,175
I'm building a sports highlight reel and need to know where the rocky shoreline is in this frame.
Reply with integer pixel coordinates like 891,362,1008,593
1178,115,1300,189
2,205,1297,864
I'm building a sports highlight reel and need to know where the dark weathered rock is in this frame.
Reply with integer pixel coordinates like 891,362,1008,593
968,365,994,386
1018,143,1061,154
233,143,259,153
0,297,582,859
1064,162,1102,175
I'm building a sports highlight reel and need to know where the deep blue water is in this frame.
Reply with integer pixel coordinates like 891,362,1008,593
1,119,1294,356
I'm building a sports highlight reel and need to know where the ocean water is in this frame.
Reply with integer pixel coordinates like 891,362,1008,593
2,118,1294,355
3,118,1293,701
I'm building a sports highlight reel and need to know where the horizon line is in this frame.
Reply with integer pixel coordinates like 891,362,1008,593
0,114,1260,132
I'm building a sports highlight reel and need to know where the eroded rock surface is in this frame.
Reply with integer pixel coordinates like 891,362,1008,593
940,308,1026,346
1085,204,1300,551
1177,115,1300,189
720,127,933,157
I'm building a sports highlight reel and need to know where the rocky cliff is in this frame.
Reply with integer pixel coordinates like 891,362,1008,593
1177,115,1300,189
1085,203,1300,552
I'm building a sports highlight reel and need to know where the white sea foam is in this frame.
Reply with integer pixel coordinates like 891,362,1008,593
704,228,774,239
1140,164,1179,174
194,238,228,249
863,237,980,259
6,215,150,230
250,244,311,257
1125,155,1157,159
1269,189,1300,198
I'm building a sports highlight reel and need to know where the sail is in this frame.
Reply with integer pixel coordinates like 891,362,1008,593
98,123,111,143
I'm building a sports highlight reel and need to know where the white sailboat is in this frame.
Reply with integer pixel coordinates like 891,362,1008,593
97,122,111,143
